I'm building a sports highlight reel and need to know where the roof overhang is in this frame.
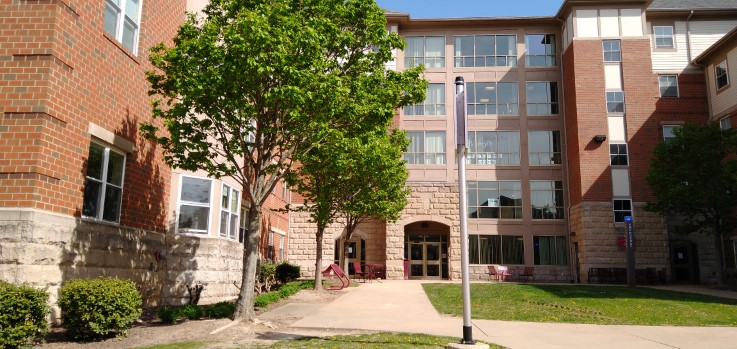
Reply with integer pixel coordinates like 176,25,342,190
693,26,737,66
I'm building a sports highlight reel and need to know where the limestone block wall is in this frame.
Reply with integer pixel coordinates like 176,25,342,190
0,208,244,321
570,202,669,282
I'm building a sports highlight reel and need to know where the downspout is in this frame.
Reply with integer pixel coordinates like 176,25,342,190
685,10,694,63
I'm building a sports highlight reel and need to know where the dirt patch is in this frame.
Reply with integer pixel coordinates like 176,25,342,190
36,288,361,349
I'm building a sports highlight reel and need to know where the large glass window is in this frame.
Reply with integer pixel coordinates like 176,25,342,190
83,142,125,223
454,35,517,67
529,131,561,165
654,26,674,49
603,40,621,62
104,0,142,54
178,176,212,234
467,131,520,165
534,236,567,265
610,143,628,166
606,91,625,114
613,199,632,223
405,131,446,165
527,82,559,115
716,60,729,90
404,84,445,116
531,181,564,219
659,75,678,97
467,82,518,115
525,34,556,67
467,181,522,219
469,235,524,265
404,36,445,68
220,184,240,240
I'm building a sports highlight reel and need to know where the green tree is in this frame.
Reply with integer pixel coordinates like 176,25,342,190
646,123,737,286
287,129,411,289
143,0,425,320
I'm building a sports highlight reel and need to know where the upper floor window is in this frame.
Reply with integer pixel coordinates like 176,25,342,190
467,131,520,165
654,26,674,49
603,40,621,62
467,82,518,116
606,91,625,114
716,60,729,90
454,35,517,68
610,143,628,166
531,181,564,220
662,124,680,142
178,176,213,234
104,0,142,54
527,82,559,115
83,142,125,223
405,131,446,165
404,84,445,116
529,130,561,165
720,116,731,130
467,181,523,219
525,34,556,67
405,36,445,69
659,75,678,97
613,199,632,223
220,184,240,240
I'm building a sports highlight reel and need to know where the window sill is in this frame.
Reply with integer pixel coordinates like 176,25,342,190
80,216,121,227
102,31,141,64
716,84,731,95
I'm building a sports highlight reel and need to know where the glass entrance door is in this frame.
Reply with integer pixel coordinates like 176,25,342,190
406,234,447,279
425,243,441,278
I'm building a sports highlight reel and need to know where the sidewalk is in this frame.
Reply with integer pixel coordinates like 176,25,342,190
271,280,737,349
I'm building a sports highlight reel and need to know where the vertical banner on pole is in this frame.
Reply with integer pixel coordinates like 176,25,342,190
625,215,636,287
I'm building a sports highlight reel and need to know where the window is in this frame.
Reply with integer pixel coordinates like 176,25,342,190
469,235,524,265
606,91,625,114
405,131,446,165
104,0,142,53
454,35,517,67
279,236,284,261
467,82,518,115
654,26,674,49
720,116,731,130
716,60,729,90
534,236,567,266
613,199,632,223
527,82,559,115
467,131,520,165
178,176,212,234
659,75,678,97
239,206,249,243
220,184,240,240
529,131,561,165
603,40,621,62
404,36,445,68
609,143,628,166
662,125,680,142
531,181,564,219
525,34,556,67
83,142,125,223
267,231,274,261
467,181,523,219
404,84,445,116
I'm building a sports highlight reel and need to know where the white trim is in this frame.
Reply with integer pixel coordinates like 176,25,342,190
82,140,126,224
176,174,214,235
270,227,287,236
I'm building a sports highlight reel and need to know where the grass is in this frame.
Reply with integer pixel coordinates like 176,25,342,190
133,342,206,349
423,283,737,326
260,332,503,348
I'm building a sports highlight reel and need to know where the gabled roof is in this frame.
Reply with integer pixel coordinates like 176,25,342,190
693,25,737,65
649,0,737,10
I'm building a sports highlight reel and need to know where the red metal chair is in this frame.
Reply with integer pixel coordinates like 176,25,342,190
519,266,534,282
353,261,368,283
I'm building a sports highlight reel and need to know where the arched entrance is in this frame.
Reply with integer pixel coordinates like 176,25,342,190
334,234,366,276
404,221,450,279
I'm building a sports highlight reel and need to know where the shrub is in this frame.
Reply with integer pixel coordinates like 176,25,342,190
0,281,49,349
58,277,142,340
178,304,203,320
157,306,179,324
254,281,313,309
204,301,236,319
275,262,301,284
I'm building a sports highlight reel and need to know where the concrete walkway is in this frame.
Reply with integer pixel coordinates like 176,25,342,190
273,280,737,349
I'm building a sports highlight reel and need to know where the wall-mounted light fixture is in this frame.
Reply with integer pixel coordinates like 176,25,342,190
593,135,607,143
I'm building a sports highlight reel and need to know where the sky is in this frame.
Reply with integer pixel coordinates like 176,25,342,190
374,0,565,18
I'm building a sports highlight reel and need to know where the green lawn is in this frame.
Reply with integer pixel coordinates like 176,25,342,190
423,283,737,326
260,332,502,348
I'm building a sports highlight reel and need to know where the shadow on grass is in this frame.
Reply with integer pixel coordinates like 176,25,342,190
526,284,737,305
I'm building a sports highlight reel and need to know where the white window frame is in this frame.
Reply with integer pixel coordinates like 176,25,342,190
606,91,625,114
609,143,628,166
83,141,126,223
279,236,285,261
104,0,143,54
662,124,680,142
177,175,213,235
404,131,447,165
602,40,621,62
613,199,632,223
654,25,674,49
720,116,731,130
404,83,446,116
716,60,730,90
220,183,240,240
659,75,679,98
404,36,446,69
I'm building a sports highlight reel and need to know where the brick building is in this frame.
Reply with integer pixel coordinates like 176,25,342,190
289,0,737,285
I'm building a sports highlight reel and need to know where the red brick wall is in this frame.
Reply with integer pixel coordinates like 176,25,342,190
0,0,185,232
260,177,291,261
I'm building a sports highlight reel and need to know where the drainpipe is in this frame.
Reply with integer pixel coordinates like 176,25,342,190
685,10,694,64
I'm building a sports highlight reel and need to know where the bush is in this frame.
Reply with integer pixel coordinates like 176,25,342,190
157,306,179,324
0,281,49,349
204,301,236,319
275,262,301,284
254,281,312,309
58,277,142,340
178,304,203,320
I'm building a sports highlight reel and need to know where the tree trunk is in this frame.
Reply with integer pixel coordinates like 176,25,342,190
314,226,324,291
714,231,726,287
233,205,262,321
341,227,356,274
